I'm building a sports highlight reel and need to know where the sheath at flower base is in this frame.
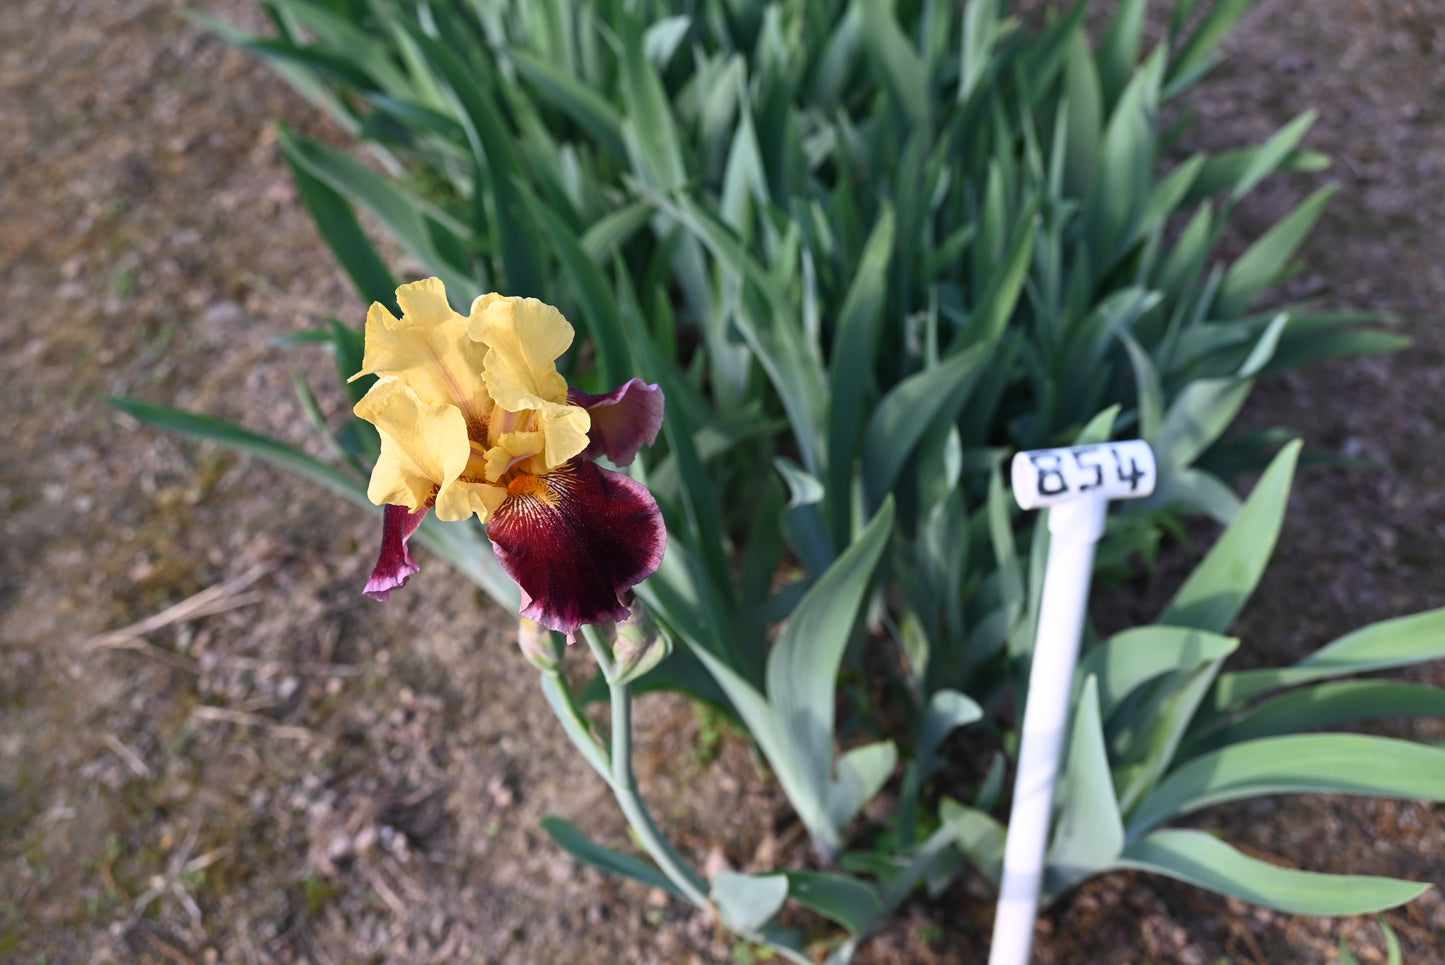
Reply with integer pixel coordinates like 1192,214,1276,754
348,277,665,636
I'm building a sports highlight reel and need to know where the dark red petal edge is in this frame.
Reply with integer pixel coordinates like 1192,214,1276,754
364,504,429,601
567,379,664,467
486,459,666,635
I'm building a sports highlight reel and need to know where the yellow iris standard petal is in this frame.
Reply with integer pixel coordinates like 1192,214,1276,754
351,278,492,428
354,377,472,513
395,276,457,328
468,293,573,409
467,293,592,468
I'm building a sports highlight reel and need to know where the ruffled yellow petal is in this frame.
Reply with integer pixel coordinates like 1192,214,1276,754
483,431,545,481
355,377,471,512
468,294,573,409
536,402,590,469
434,478,507,524
395,276,457,328
351,278,492,428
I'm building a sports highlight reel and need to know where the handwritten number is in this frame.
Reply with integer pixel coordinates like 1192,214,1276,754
1112,447,1147,491
1031,453,1068,496
1073,448,1104,491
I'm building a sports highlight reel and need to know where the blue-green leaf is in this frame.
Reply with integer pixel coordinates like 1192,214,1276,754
710,872,789,933
1096,0,1146,108
508,48,627,162
918,690,984,763
776,458,834,579
784,871,883,934
1047,677,1124,896
1119,333,1164,441
1120,828,1427,915
1214,185,1337,318
281,138,397,310
767,499,895,801
1127,734,1445,837
826,740,898,830
1154,377,1254,472
1080,626,1238,719
827,204,896,542
1210,605,1445,710
619,20,686,192
1157,439,1300,633
957,0,1000,104
859,0,930,127
1230,110,1318,202
1060,29,1101,200
861,343,991,508
1111,659,1231,817
112,398,366,504
402,24,544,298
939,797,1005,885
660,193,827,473
969,204,1038,346
1187,680,1445,754
1165,0,1260,97
1085,48,1163,270
542,816,681,897
278,128,477,302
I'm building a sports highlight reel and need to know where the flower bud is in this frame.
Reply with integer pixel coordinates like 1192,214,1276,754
606,599,671,686
517,617,561,672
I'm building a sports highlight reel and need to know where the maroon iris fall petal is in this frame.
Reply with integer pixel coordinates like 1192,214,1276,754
364,503,429,601
486,459,666,634
567,379,664,467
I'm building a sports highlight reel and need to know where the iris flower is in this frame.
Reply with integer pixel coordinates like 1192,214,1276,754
350,278,665,635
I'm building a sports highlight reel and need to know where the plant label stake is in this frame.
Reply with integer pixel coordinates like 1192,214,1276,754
988,441,1157,965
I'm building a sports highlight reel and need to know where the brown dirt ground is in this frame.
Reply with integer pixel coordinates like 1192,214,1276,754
1,1,1442,963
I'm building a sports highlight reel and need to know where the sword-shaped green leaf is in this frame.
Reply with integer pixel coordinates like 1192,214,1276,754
1046,677,1125,897
1120,828,1426,915
542,816,681,897
1157,439,1299,633
1127,734,1445,837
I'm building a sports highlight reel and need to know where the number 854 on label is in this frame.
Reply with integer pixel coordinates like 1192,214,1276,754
1009,441,1157,510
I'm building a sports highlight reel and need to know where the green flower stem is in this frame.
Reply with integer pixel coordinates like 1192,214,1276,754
543,626,816,965
578,622,618,679
577,624,710,907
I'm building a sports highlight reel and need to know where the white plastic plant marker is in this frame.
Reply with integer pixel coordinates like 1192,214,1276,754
988,441,1157,965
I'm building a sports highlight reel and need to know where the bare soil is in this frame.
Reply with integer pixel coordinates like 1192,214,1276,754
1,1,1441,963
